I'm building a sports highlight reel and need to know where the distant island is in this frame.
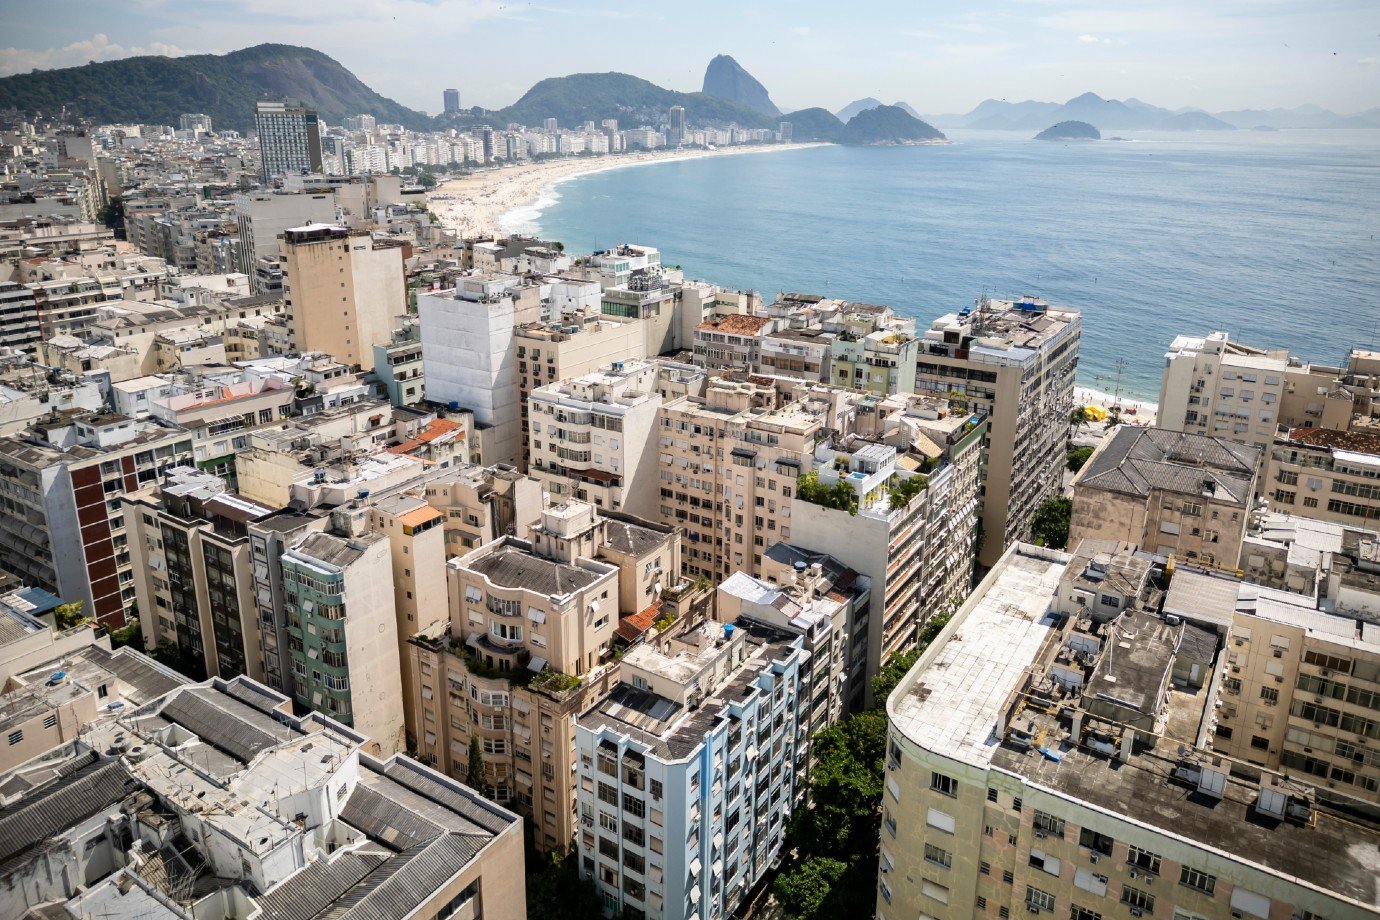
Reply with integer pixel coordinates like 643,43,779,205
1035,121,1101,141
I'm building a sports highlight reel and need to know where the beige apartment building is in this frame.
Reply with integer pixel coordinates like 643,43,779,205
515,312,646,465
280,223,406,371
423,463,546,556
882,543,1380,920
1159,331,1361,451
123,467,276,681
1266,426,1380,527
407,501,687,852
914,296,1081,567
528,358,664,516
1071,426,1261,569
656,376,829,582
1165,559,1380,802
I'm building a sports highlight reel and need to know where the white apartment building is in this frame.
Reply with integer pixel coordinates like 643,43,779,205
419,274,542,464
232,191,335,289
529,359,664,517
575,620,809,920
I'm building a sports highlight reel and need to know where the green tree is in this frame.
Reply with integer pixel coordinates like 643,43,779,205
107,619,142,649
53,601,91,630
774,857,850,919
467,734,491,797
96,196,124,233
1069,406,1089,428
525,847,607,920
796,471,858,515
871,649,919,703
1031,497,1073,549
1066,446,1094,472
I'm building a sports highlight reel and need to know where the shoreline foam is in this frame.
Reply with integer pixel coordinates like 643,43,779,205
428,143,831,239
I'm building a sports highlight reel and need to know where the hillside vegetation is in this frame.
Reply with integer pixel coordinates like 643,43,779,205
0,44,432,131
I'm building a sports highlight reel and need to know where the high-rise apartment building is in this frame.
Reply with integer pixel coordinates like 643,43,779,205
280,223,406,371
881,542,1380,920
1158,331,1358,451
575,620,810,920
233,191,336,290
668,104,687,146
179,112,212,133
792,416,985,699
254,99,324,179
418,275,543,464
528,359,664,516
1164,559,1380,801
281,528,405,755
408,501,688,852
123,467,277,681
444,87,462,114
0,414,193,625
914,296,1080,567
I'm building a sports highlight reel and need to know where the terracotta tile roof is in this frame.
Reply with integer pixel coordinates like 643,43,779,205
1285,426,1380,454
615,600,663,643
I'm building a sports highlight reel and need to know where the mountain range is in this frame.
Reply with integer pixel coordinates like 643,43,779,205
927,92,1380,131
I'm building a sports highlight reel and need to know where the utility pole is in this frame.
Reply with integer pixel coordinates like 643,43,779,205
1112,357,1127,408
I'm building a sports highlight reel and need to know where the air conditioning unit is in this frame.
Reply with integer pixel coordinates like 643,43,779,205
1130,909,1144,917
1089,854,1099,864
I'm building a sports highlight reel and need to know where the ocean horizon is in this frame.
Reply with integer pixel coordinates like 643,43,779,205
516,129,1380,402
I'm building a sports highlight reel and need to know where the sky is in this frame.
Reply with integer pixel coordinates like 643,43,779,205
1,0,1376,115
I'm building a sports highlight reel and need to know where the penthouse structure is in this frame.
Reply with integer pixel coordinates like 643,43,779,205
882,542,1380,920
914,296,1080,567
575,620,809,920
0,676,525,920
1071,426,1262,570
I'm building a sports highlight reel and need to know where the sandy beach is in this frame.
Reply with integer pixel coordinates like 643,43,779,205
1075,386,1158,426
427,143,830,239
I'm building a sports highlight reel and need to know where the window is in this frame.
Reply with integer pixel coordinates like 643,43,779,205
1071,908,1103,920
1179,866,1216,895
6,730,21,745
1011,796,1023,813
650,779,663,799
930,771,958,797
599,812,618,832
1260,686,1279,704
980,861,991,876
977,896,988,911
42,714,57,730
597,782,618,806
623,794,645,818
1027,887,1055,912
1250,735,1270,751
1121,886,1155,912
1079,828,1114,856
1126,846,1161,874
924,844,952,869
1034,810,1066,838
1002,869,1015,884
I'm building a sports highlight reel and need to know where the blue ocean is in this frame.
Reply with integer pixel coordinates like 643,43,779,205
521,130,1380,401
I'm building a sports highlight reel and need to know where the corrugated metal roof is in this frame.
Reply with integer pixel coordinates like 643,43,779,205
161,687,294,763
256,845,390,920
318,834,486,920
0,758,137,872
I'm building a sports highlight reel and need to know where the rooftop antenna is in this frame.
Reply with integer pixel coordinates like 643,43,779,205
971,292,993,337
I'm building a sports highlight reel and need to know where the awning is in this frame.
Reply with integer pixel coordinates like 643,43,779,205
527,655,548,672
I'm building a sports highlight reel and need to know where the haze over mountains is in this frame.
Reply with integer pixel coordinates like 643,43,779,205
0,44,1373,136
927,92,1380,131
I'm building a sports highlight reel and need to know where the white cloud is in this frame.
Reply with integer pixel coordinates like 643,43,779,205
1077,34,1101,43
0,33,190,75
792,25,811,36
1360,56,1377,65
